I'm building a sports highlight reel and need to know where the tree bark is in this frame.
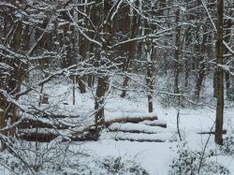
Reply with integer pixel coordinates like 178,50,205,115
143,19,154,113
94,76,108,131
223,11,233,99
215,0,224,145
146,48,154,113
174,8,181,105
194,30,207,99
120,2,139,97
7,21,23,137
94,0,112,131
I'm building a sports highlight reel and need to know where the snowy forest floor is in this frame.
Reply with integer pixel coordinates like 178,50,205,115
84,101,234,175
1,78,234,175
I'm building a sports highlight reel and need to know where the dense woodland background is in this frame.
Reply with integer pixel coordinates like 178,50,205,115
0,0,234,174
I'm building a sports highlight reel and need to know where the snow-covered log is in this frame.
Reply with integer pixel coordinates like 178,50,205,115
105,116,158,127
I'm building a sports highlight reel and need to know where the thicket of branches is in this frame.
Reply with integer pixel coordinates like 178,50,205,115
0,0,234,172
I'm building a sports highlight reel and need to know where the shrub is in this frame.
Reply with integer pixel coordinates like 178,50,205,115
101,156,149,175
221,135,234,156
0,142,149,175
169,142,230,175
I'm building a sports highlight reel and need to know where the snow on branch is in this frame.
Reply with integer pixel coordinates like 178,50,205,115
110,28,172,49
0,44,27,64
200,0,216,32
67,10,102,47
110,0,123,21
0,3,17,9
0,90,28,112
223,41,234,56
217,64,234,76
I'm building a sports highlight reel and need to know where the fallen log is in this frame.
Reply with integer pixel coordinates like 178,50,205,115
197,130,227,135
17,115,162,142
70,127,100,141
40,114,80,119
17,125,100,142
108,131,174,142
142,120,167,128
105,116,158,127
107,123,165,134
18,132,57,142
17,118,70,129
115,137,165,142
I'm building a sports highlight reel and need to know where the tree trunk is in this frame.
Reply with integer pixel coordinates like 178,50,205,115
184,28,190,89
78,35,89,93
146,59,154,113
194,66,206,99
223,12,232,99
120,2,139,97
7,21,23,138
225,73,231,99
213,71,217,97
94,0,112,131
120,76,129,98
194,31,207,99
88,75,94,88
215,0,224,145
94,77,108,131
174,8,181,105
77,76,87,94
0,97,6,136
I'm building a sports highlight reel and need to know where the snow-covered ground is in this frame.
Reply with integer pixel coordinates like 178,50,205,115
82,103,234,175
1,79,234,175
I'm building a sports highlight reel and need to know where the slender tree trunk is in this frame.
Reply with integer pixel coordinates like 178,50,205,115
73,76,76,105
215,0,224,145
77,76,87,94
120,2,139,98
143,14,154,113
74,7,87,94
0,97,6,136
194,31,207,99
184,59,189,88
223,13,232,99
225,73,230,98
78,36,88,93
7,21,23,138
194,65,206,99
146,58,154,113
88,75,94,88
213,71,217,97
183,27,191,89
120,76,129,98
174,9,181,105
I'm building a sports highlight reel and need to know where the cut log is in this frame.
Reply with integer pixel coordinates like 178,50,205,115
110,132,174,142
17,125,100,142
18,132,57,142
18,131,100,142
17,118,70,129
17,115,166,143
40,114,80,119
107,123,166,134
105,116,158,127
141,120,167,128
115,137,165,142
70,129,100,141
70,125,100,141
